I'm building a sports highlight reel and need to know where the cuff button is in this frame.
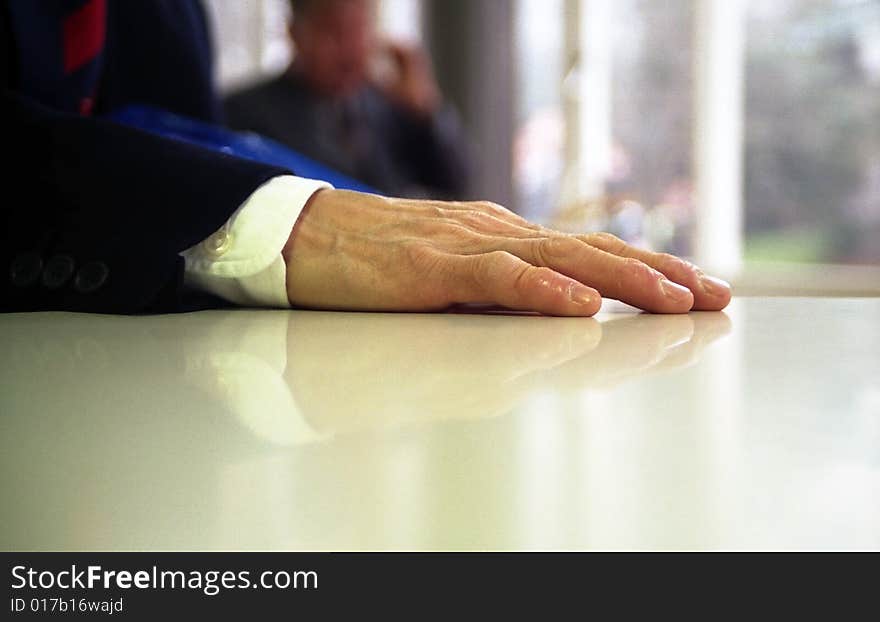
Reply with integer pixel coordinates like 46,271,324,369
9,252,43,288
203,230,232,258
41,254,75,289
74,261,109,294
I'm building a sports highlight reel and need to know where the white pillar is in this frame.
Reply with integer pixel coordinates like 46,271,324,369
692,0,746,276
563,0,613,202
579,0,613,199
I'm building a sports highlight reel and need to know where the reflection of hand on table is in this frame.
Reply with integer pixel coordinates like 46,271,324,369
283,313,602,427
0,309,731,550
283,310,732,436
545,311,733,389
1,309,729,448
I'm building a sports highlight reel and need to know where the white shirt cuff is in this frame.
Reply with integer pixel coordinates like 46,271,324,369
181,175,332,308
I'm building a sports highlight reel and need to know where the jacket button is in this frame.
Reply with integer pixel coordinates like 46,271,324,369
9,252,43,288
41,254,76,289
74,261,109,294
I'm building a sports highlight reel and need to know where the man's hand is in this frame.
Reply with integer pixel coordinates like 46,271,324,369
282,189,732,316
372,41,440,118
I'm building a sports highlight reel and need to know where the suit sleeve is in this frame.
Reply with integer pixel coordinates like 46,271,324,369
1,91,290,313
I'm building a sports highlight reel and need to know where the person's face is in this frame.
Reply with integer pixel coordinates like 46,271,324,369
291,0,374,98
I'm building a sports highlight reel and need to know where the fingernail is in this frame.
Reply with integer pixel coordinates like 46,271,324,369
569,283,597,306
699,275,730,297
659,279,692,301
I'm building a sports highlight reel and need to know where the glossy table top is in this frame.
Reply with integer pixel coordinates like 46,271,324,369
2,297,878,551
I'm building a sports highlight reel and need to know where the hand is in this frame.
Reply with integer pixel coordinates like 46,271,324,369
373,41,440,117
282,189,732,316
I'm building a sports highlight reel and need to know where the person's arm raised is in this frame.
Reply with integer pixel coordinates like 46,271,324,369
282,189,732,316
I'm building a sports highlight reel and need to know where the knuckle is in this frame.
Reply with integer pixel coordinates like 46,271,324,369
487,249,515,261
533,236,582,266
404,245,456,306
590,231,622,244
418,203,447,219
529,239,548,266
511,264,536,295
512,265,565,305
417,218,479,240
477,201,512,217
483,249,516,265
588,232,627,253
403,243,442,272
659,252,691,271
532,238,554,265
476,250,515,282
621,257,658,282
546,236,582,257
459,210,493,229
444,220,482,238
471,199,537,227
529,265,557,287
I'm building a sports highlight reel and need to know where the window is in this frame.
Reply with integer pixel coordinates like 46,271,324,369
513,0,880,292
515,0,698,259
744,0,880,266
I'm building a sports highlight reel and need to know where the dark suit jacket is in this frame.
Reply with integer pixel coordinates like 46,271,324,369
1,1,288,313
224,72,472,200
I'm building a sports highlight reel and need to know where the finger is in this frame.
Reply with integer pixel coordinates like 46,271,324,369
580,232,731,311
439,207,727,310
489,236,694,313
384,41,431,80
385,45,409,73
409,200,726,312
439,251,602,317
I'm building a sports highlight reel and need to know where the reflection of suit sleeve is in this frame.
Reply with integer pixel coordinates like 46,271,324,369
1,92,289,313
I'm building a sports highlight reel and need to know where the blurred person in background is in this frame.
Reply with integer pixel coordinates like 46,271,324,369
224,0,471,199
